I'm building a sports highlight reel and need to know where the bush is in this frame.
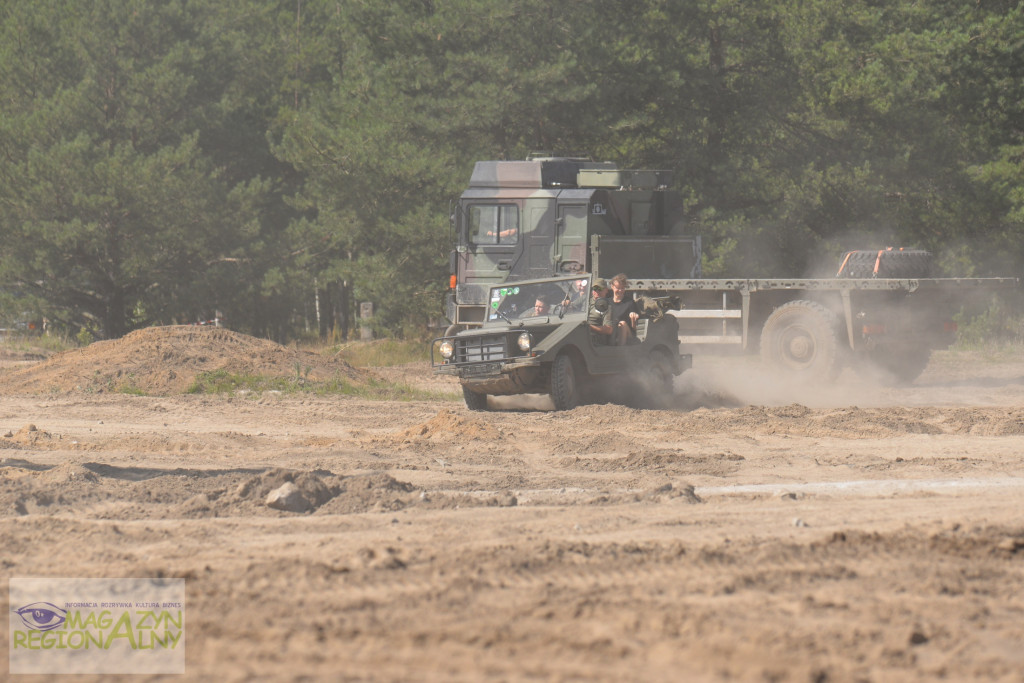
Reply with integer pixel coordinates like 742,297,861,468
954,295,1024,349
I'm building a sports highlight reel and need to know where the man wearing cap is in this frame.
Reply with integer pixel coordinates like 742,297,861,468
588,278,613,343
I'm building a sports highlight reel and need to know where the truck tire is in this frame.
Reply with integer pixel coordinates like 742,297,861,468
838,249,932,278
462,385,490,411
864,344,931,385
550,353,581,411
641,349,675,408
760,300,844,381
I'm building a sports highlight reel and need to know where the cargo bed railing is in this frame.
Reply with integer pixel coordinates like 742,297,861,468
670,292,744,345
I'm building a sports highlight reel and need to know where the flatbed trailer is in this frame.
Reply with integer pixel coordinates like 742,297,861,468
444,157,1019,385
625,275,1019,382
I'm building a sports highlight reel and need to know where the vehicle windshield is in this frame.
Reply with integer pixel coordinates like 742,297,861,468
487,276,591,321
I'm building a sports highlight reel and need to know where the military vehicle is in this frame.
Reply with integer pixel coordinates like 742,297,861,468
445,155,701,332
433,274,690,410
443,157,1019,392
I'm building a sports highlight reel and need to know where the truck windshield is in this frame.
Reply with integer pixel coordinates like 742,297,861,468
487,277,590,321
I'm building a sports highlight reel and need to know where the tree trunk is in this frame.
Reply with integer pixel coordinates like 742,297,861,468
338,279,351,340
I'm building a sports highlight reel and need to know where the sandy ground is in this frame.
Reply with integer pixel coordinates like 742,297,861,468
2,327,1024,681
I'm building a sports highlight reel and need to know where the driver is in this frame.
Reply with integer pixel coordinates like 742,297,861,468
525,296,553,317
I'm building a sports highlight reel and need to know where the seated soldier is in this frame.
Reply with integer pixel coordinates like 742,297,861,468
588,278,613,343
608,273,640,345
561,278,590,313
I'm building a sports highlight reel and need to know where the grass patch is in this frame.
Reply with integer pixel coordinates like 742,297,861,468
327,338,431,367
0,333,76,354
186,369,457,401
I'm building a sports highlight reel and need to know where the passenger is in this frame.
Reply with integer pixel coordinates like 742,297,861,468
588,278,613,344
561,278,590,313
608,273,640,345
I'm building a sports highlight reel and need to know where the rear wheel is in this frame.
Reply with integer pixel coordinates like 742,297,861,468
462,385,489,411
550,353,581,410
864,344,931,385
641,349,675,408
760,301,844,382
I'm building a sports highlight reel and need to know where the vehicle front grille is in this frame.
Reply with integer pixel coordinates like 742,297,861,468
456,333,508,363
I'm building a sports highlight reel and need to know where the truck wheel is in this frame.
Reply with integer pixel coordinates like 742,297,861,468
550,353,581,410
760,301,843,381
865,344,931,385
641,349,675,408
462,385,490,411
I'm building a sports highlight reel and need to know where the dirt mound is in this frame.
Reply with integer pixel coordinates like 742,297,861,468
0,460,426,519
394,409,503,441
560,450,745,476
368,409,506,454
0,424,63,450
0,325,367,395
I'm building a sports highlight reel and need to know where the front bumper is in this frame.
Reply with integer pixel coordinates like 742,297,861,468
433,330,547,394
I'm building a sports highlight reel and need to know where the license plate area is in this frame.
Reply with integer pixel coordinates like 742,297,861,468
460,362,503,377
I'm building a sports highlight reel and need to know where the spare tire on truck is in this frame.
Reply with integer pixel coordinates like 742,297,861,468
837,248,932,279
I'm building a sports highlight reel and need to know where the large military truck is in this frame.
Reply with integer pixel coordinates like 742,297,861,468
444,157,1019,388
445,155,701,331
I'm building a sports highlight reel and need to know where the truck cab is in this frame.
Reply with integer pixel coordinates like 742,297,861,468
446,156,701,330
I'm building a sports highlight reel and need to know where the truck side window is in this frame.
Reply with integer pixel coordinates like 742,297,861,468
469,205,518,245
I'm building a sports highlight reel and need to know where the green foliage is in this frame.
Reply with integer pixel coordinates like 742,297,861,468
954,294,1024,349
331,339,432,367
116,383,147,396
0,331,74,354
76,328,95,347
0,0,1021,341
186,368,457,401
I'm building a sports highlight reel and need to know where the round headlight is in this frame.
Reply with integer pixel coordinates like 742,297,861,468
516,332,532,352
439,340,454,359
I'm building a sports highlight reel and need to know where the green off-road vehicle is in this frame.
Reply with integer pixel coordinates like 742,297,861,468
432,274,691,411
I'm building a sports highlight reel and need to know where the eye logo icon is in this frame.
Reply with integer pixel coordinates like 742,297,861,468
13,602,67,631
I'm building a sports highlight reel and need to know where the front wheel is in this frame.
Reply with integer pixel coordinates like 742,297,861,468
462,385,490,411
760,300,844,382
550,353,581,411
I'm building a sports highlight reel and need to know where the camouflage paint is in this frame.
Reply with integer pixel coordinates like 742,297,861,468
447,157,700,326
